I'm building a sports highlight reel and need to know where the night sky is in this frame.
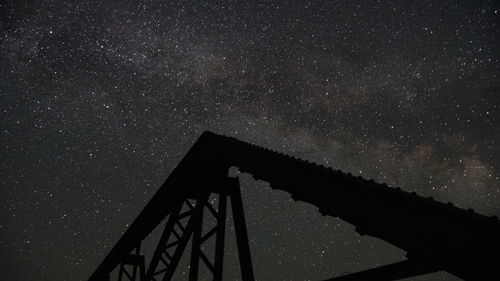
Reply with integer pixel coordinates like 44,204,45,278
1,0,499,280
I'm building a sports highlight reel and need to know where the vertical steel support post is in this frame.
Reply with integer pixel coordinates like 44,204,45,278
213,193,228,281
188,196,205,281
230,178,255,281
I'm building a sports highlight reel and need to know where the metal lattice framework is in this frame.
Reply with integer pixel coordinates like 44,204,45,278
110,177,254,281
88,132,500,281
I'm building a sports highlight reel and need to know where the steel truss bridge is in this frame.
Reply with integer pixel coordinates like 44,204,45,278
88,132,500,281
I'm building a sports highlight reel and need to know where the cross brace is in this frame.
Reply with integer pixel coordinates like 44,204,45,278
113,176,254,281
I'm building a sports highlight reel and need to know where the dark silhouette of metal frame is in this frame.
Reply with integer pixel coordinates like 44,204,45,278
88,132,500,281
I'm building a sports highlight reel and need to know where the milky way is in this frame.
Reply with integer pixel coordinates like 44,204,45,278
1,1,499,280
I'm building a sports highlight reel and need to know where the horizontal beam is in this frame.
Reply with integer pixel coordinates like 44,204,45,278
323,259,441,281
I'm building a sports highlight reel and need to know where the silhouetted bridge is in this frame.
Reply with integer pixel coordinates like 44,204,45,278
88,132,500,281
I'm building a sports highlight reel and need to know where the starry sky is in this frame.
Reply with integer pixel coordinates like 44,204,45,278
1,0,499,280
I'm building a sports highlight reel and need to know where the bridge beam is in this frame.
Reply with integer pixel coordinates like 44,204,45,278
323,259,441,281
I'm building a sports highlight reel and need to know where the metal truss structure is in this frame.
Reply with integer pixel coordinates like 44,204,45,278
88,132,500,281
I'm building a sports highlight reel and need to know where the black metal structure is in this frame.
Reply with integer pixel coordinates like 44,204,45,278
88,132,500,281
